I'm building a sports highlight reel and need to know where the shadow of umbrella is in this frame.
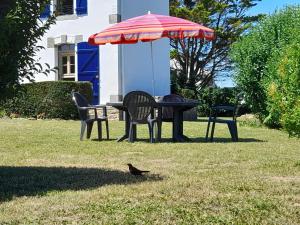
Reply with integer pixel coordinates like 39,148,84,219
0,166,163,202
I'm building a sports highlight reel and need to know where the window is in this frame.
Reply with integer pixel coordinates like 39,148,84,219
55,0,74,16
58,44,75,81
41,0,87,18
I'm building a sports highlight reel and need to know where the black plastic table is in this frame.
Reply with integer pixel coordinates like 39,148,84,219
107,100,199,142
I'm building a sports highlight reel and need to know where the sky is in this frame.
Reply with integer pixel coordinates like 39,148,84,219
216,0,300,87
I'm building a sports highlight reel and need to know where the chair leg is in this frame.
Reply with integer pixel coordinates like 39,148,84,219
227,123,234,141
232,122,238,141
129,122,134,143
87,122,94,139
205,119,211,142
234,123,238,141
153,122,157,142
148,123,154,143
210,121,216,142
105,120,109,140
97,121,102,141
227,122,238,142
133,124,137,140
156,121,162,142
80,121,87,141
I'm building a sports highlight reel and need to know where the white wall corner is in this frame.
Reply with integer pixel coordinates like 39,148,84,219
47,38,55,48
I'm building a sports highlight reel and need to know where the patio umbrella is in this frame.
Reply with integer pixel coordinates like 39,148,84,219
88,12,215,95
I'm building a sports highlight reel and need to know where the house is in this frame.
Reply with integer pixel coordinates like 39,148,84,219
36,0,170,104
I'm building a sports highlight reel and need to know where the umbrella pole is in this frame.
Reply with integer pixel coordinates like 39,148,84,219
150,41,155,96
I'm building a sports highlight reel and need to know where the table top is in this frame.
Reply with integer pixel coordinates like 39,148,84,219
107,100,199,107
107,100,199,112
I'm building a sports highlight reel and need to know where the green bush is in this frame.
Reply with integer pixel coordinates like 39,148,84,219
230,6,300,136
3,81,92,119
180,88,196,99
265,41,300,136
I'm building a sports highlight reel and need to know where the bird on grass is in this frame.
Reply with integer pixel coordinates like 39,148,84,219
127,163,150,176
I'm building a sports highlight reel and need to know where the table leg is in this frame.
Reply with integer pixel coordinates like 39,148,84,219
172,110,186,142
156,107,162,141
117,111,130,142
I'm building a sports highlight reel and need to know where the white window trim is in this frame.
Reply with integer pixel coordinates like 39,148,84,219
59,51,75,80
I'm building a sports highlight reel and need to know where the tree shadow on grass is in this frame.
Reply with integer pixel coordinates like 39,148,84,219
0,166,163,202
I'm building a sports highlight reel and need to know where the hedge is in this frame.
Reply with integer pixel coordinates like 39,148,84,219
3,81,92,119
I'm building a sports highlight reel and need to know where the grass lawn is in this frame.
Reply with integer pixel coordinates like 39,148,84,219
0,118,299,224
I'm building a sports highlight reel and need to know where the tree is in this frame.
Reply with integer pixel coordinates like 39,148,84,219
230,6,300,136
169,0,262,94
0,0,55,101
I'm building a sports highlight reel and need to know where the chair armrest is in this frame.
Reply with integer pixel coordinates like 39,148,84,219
211,105,235,112
86,105,108,117
78,106,98,110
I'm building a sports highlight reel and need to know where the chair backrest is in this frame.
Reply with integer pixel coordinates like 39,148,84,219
123,91,157,123
160,94,185,121
72,92,90,120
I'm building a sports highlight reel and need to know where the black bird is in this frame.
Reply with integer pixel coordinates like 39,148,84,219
127,163,150,176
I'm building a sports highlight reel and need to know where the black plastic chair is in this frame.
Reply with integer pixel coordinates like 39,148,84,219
160,94,185,121
205,93,244,142
123,91,158,143
156,94,185,138
72,92,109,141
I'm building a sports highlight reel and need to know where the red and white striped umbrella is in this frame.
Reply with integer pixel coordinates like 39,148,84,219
89,12,215,45
88,12,215,95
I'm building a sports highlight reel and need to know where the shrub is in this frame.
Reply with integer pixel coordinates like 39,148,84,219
265,41,300,136
231,6,300,136
3,81,92,119
180,88,196,99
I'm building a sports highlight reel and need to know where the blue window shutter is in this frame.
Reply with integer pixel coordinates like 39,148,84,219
76,0,87,15
40,4,50,18
77,42,100,104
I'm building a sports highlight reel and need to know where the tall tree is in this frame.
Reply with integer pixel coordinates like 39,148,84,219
170,0,262,93
0,0,55,100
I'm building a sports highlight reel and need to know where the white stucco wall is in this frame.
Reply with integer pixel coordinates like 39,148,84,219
34,0,170,103
120,0,170,97
35,0,120,104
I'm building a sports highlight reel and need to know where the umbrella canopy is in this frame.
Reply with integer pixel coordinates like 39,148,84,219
88,12,215,95
88,12,215,45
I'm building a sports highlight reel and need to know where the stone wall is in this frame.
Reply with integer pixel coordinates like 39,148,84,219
106,106,120,120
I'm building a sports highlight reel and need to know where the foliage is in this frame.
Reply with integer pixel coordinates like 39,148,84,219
0,0,55,101
196,87,249,116
231,6,300,136
265,41,300,136
169,0,262,92
3,81,92,119
180,88,197,99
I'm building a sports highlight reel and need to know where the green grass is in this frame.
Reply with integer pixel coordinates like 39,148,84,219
0,118,299,224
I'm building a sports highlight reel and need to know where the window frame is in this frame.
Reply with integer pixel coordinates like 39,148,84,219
58,44,76,81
